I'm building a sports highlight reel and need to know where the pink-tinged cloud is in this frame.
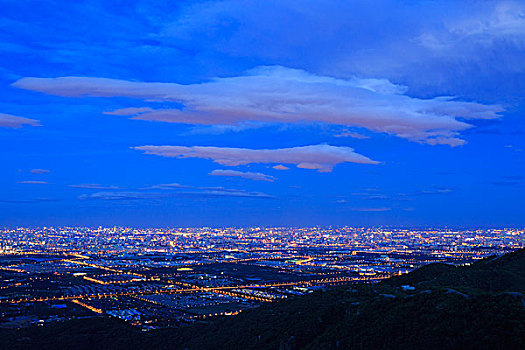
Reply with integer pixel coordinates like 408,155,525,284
273,165,289,170
210,169,275,182
145,183,193,190
30,168,50,174
12,66,502,146
133,144,378,172
17,181,48,184
0,113,40,128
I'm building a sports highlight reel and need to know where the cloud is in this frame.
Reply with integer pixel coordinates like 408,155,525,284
133,144,378,172
416,188,453,195
209,169,275,182
489,175,525,186
0,199,35,204
363,195,389,200
273,165,289,170
490,180,523,186
349,207,392,212
351,186,453,201
351,192,390,201
0,198,57,203
0,113,40,128
13,66,502,146
30,169,50,174
145,183,192,190
79,192,157,200
185,122,266,135
76,181,275,200
17,180,48,184
397,187,454,199
68,183,120,190
79,188,274,200
104,107,154,115
334,130,370,139
419,2,525,50
333,199,348,204
144,182,274,198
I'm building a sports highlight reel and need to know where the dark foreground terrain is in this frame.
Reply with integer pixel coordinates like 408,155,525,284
1,248,524,350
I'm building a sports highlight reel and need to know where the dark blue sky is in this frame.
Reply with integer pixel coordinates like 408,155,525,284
1,0,524,227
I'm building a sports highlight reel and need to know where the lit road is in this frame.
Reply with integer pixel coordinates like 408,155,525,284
0,275,386,305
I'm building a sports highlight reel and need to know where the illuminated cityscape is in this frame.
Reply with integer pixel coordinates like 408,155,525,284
1,226,522,330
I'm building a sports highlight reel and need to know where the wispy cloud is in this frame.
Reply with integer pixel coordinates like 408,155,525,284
133,144,378,172
0,113,40,128
69,183,120,190
352,192,389,200
334,130,370,139
332,199,348,204
350,186,453,201
489,175,525,186
396,187,454,199
0,198,57,203
13,66,502,146
103,107,154,115
349,207,392,212
79,192,157,201
77,181,275,200
79,188,274,200
414,188,453,196
185,122,267,135
145,183,192,190
209,169,275,182
143,182,274,198
418,2,525,50
30,169,50,174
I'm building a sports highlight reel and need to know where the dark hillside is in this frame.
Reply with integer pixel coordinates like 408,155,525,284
384,248,525,293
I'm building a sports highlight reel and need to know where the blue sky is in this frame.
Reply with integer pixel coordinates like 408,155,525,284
1,0,524,227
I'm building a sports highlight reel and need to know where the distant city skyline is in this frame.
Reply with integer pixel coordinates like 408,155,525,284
1,1,524,227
